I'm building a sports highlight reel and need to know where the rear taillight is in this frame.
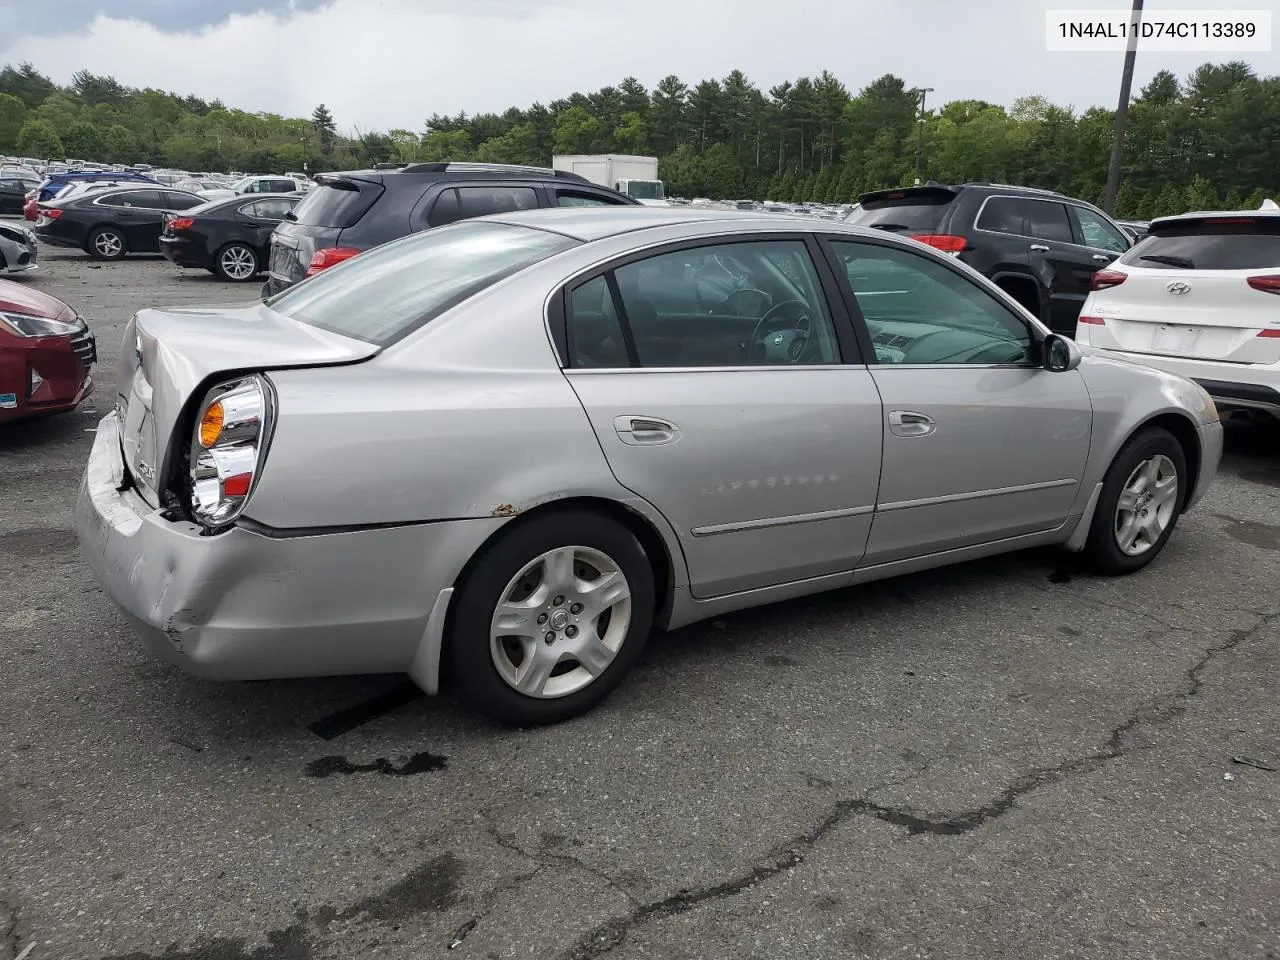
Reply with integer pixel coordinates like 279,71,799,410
169,217,195,231
909,234,967,255
1077,316,1105,325
1090,270,1127,291
1256,328,1280,338
189,376,273,530
306,246,361,276
1246,275,1280,295
41,208,63,219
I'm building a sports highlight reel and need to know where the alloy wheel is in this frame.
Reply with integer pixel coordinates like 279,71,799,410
220,245,257,281
489,545,632,699
94,231,123,258
1114,454,1178,556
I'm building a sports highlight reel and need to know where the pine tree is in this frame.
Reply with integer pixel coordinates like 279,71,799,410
311,103,336,157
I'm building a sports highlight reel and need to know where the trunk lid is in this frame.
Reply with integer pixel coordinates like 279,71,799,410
1086,214,1280,363
115,301,377,507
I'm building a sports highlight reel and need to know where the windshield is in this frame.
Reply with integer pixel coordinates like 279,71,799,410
625,180,665,201
268,221,578,346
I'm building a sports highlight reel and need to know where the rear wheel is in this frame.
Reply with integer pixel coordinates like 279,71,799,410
214,242,259,282
1082,427,1187,574
448,510,655,726
87,227,126,261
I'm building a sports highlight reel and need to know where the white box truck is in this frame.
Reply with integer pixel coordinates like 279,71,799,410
551,154,666,205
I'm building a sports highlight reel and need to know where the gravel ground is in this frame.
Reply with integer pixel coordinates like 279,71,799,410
1,243,1278,960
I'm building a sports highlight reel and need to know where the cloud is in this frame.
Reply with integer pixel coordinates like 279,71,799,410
1,0,1276,132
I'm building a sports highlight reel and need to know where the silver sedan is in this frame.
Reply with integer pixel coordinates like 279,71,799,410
76,208,1223,725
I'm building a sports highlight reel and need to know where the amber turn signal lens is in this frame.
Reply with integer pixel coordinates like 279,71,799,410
199,401,224,448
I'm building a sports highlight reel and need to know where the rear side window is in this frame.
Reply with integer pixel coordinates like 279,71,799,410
847,192,954,232
291,179,382,228
268,220,577,346
977,196,1073,243
429,186,540,227
1119,219,1280,270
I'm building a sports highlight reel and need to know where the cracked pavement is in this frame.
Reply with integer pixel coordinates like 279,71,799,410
1,247,1279,960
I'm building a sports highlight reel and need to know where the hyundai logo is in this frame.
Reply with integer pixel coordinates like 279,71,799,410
1166,281,1192,296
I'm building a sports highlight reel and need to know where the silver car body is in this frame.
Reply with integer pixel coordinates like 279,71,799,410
0,220,38,273
76,209,1223,694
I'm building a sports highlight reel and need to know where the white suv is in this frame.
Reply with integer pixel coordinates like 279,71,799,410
1076,206,1280,420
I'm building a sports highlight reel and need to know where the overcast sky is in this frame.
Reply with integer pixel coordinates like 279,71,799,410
1,0,1276,132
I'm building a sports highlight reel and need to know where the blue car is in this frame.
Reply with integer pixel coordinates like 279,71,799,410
36,170,158,203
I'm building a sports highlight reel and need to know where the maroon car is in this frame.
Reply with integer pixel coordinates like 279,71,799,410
0,279,96,424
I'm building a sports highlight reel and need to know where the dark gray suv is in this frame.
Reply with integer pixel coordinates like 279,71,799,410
263,162,640,297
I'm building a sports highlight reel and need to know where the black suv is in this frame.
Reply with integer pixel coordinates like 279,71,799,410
846,183,1134,335
264,162,640,296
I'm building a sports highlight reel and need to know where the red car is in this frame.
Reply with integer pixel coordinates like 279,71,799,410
0,279,96,424
23,192,38,221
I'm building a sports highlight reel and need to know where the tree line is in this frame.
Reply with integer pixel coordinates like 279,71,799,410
1,60,1276,218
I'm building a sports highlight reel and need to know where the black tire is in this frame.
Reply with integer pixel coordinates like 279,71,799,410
213,242,260,282
447,509,655,726
86,227,126,261
1081,426,1187,575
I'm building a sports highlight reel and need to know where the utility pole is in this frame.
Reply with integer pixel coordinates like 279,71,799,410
1103,0,1143,214
914,87,934,185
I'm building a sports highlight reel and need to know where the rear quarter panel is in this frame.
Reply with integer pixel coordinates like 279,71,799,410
245,267,648,531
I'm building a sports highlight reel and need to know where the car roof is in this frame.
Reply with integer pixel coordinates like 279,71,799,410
1149,208,1280,227
484,206,867,243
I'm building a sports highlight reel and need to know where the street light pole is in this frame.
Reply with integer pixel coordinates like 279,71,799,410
914,87,934,186
1103,0,1144,214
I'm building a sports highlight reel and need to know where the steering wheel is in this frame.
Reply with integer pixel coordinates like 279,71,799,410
723,287,772,317
749,299,812,363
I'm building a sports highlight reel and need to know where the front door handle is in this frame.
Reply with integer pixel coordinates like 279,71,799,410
614,415,681,445
1029,243,1050,252
888,410,935,438
1092,253,1114,262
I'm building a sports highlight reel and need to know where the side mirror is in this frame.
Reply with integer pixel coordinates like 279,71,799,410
1044,333,1082,372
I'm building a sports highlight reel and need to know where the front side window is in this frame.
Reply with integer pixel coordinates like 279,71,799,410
163,192,202,210
268,220,577,346
569,239,841,368
833,240,1034,366
1073,207,1129,252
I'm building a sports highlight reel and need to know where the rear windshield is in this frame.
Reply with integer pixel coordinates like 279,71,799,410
268,221,578,346
1120,218,1280,270
289,179,382,228
846,194,953,232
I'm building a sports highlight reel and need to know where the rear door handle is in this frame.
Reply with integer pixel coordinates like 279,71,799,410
1092,253,1114,262
888,410,935,438
1029,243,1050,252
614,415,681,445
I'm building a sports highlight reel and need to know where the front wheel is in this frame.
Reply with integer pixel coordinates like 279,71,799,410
1082,426,1187,574
447,510,655,726
214,243,259,282
86,227,126,261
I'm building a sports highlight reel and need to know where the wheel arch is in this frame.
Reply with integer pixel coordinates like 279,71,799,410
1128,410,1203,510
434,495,682,690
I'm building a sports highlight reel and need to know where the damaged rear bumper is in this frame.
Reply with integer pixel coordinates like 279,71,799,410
75,412,501,684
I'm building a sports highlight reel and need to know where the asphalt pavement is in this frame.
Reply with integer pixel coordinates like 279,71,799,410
1,245,1278,960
